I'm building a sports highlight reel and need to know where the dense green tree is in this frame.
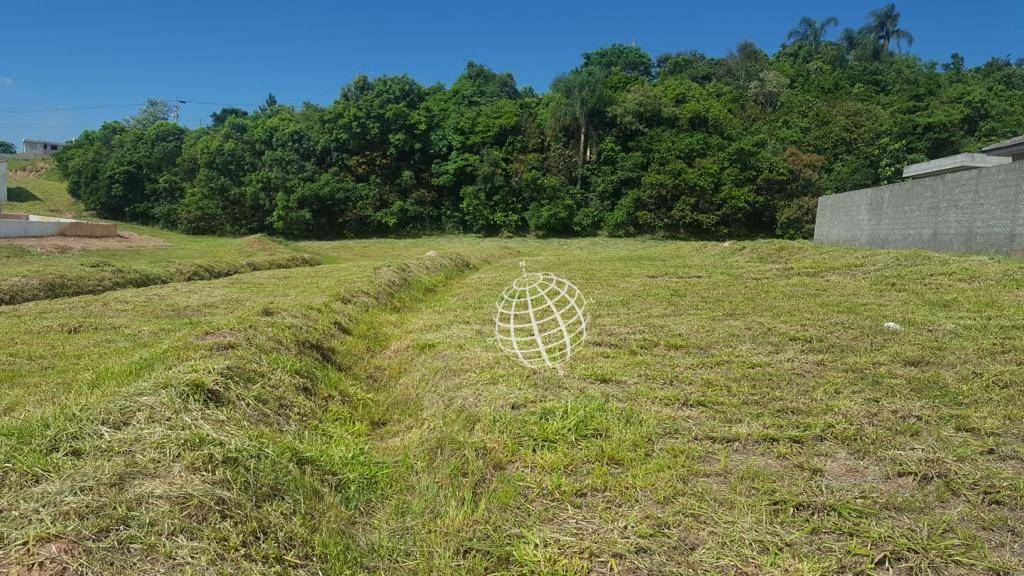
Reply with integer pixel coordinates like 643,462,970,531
57,120,186,221
549,67,612,186
719,41,770,86
426,62,535,233
582,44,654,92
260,93,279,112
0,141,15,154
311,75,436,234
127,99,175,130
749,70,790,112
943,53,965,74
54,4,1024,241
210,107,249,126
656,51,718,84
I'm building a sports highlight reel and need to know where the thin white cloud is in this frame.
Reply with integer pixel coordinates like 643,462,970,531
0,76,14,87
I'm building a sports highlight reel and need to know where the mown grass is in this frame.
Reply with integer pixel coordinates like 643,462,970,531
2,173,83,219
317,239,1024,575
0,175,321,305
0,243,320,306
2,166,1023,575
2,232,1023,575
0,250,488,574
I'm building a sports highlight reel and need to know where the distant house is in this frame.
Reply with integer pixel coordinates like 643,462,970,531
23,139,65,155
815,135,1024,256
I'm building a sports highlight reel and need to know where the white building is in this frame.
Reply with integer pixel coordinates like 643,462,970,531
22,139,65,155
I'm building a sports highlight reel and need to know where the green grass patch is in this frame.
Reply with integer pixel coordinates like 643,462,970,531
1,174,1023,574
3,174,83,218
0,248,321,306
1,252,482,573
0,178,326,306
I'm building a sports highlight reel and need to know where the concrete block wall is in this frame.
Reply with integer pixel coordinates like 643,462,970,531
0,214,118,238
814,161,1024,256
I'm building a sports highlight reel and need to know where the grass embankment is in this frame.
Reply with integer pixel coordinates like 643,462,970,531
0,237,320,306
2,236,1024,574
1,249,487,574
2,165,80,218
0,174,321,306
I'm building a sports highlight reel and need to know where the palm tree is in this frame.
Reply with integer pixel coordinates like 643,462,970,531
549,67,611,187
866,3,914,52
839,27,862,52
786,16,839,49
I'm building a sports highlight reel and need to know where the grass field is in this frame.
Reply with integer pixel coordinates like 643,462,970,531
0,172,320,306
3,171,84,219
2,173,1023,574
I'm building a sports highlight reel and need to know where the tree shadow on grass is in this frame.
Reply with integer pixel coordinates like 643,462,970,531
7,187,42,202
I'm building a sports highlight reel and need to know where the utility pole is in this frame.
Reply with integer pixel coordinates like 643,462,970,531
171,99,186,124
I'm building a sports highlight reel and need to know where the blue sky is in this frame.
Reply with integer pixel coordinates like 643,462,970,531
2,0,1022,148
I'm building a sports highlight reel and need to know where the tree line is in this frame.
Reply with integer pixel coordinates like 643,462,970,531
55,4,1024,239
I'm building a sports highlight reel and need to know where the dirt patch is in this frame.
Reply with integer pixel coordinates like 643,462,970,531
2,538,81,576
823,451,886,485
196,329,242,351
9,162,52,180
0,232,170,253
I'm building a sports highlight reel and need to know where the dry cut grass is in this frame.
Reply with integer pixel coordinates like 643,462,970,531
1,173,1023,575
1,236,1023,575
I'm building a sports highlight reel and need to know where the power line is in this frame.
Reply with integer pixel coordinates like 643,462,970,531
0,103,146,114
0,100,247,115
178,100,240,106
0,122,120,128
1,115,213,126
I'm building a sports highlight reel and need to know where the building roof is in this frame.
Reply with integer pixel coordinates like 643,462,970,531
982,135,1024,155
22,139,65,145
902,153,1011,179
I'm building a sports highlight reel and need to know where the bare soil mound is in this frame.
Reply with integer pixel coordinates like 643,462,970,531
9,162,52,179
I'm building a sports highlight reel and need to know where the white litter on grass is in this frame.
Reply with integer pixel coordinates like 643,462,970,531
883,322,903,331
425,250,438,257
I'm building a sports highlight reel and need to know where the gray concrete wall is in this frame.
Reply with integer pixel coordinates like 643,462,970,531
0,216,70,238
0,214,118,238
814,161,1024,256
